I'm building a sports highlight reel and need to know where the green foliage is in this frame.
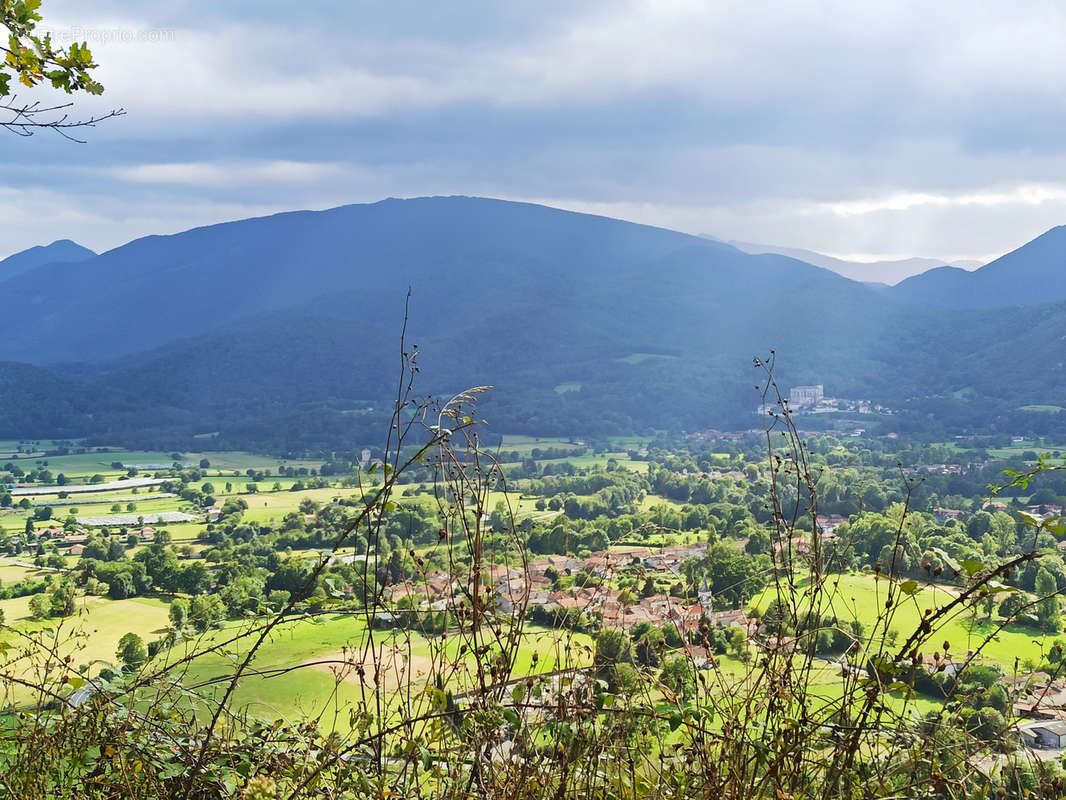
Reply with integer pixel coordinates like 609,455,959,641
659,654,696,699
168,598,188,630
0,0,104,97
116,631,147,669
27,591,48,619
594,628,634,683
48,579,75,617
1036,565,1061,632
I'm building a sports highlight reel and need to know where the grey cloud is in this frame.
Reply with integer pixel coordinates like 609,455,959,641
3,0,1066,261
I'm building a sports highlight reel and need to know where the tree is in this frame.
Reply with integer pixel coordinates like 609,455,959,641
388,550,405,584
0,1,123,138
219,576,264,617
189,594,224,632
660,655,696,699
728,627,749,662
1036,566,1061,632
106,538,126,562
990,512,1017,556
169,598,188,630
28,593,49,620
998,591,1029,621
594,628,633,680
136,543,179,590
966,511,993,541
610,662,641,696
107,573,135,600
116,632,147,670
176,562,211,595
744,528,771,555
980,592,996,621
701,540,768,607
662,623,685,648
48,580,76,617
969,707,1007,741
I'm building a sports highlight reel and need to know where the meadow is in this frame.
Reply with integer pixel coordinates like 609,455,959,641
752,572,1058,673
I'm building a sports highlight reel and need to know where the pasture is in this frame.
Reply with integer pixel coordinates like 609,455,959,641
752,572,1057,672
0,594,171,667
166,614,594,730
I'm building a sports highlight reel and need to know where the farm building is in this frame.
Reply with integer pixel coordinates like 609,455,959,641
1019,720,1066,750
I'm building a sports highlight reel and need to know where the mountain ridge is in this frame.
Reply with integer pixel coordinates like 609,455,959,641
892,225,1066,307
721,239,982,285
0,196,1063,450
0,195,841,364
0,239,96,283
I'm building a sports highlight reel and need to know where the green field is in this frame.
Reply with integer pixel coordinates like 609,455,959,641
496,435,584,453
753,572,1056,672
0,448,325,474
987,440,1066,459
0,594,171,668
165,614,594,730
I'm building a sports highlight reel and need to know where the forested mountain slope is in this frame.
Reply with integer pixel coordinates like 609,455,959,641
893,225,1066,308
0,197,1063,450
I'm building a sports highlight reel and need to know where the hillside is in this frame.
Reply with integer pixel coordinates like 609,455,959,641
892,225,1066,307
0,197,1063,451
0,197,839,364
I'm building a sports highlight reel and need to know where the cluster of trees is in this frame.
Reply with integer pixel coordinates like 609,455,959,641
27,580,76,620
592,622,741,699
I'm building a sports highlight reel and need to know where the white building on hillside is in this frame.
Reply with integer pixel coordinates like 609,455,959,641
789,385,824,407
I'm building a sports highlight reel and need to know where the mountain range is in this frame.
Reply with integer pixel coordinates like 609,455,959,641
0,196,1062,453
723,240,983,286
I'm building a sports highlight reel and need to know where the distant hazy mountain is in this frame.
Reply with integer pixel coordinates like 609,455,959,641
0,196,844,364
892,226,1066,308
723,239,981,285
0,197,1062,448
0,239,95,283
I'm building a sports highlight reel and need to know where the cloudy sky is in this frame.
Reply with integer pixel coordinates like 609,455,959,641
4,0,1066,264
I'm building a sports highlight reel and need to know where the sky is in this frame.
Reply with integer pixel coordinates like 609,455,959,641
4,0,1066,264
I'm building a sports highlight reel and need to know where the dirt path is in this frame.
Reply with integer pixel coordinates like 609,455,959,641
303,644,434,691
